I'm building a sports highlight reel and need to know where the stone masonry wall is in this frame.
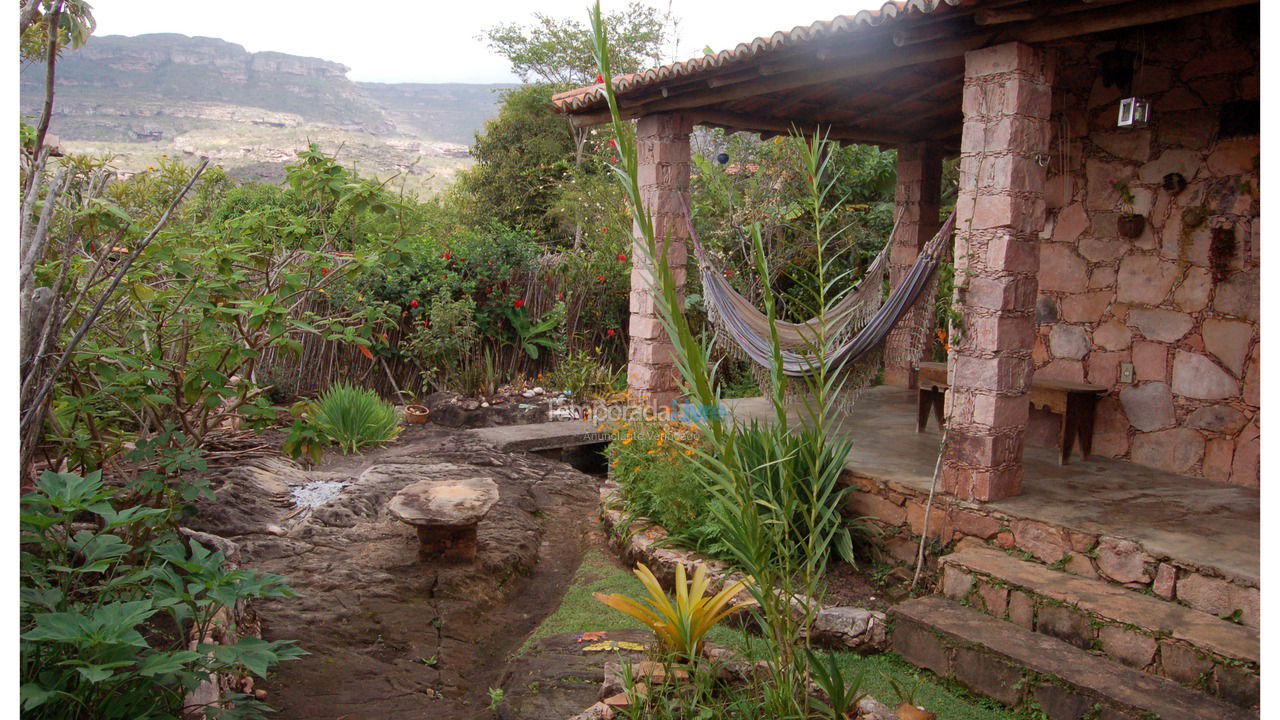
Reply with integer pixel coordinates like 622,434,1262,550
1033,9,1259,486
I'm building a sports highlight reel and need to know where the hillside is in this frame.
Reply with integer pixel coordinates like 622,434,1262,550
19,33,515,195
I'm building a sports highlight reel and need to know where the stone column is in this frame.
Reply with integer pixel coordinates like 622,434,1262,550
628,113,693,413
883,141,942,388
941,42,1052,502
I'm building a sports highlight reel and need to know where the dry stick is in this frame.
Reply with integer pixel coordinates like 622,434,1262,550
30,0,63,166
21,160,210,440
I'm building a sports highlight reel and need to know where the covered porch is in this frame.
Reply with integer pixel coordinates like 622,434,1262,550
725,386,1259,594
553,0,1261,503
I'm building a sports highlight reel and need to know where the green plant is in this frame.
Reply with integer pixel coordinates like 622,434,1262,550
808,649,867,720
548,348,621,400
486,686,505,712
20,470,305,718
591,6,875,716
505,302,565,360
594,562,755,659
281,400,333,465
310,381,401,454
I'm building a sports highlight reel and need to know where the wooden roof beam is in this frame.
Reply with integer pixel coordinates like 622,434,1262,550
689,110,914,146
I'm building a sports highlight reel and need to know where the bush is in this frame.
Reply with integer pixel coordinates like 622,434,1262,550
311,382,401,454
606,420,723,554
20,471,304,719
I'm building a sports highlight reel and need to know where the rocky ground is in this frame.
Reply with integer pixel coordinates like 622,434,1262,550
186,424,603,719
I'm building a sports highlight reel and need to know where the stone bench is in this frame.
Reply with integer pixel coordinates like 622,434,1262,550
914,361,1106,465
388,477,499,562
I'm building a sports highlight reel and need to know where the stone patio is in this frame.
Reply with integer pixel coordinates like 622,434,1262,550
723,386,1259,587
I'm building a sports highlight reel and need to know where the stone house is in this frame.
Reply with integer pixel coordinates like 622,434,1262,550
554,0,1261,715
554,0,1260,497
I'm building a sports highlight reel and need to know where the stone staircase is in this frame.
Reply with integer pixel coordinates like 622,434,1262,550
889,545,1258,719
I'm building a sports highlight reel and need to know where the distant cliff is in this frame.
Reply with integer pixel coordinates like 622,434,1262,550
20,33,516,193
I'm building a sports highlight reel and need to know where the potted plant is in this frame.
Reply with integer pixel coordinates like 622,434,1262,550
1110,179,1145,238
404,404,430,424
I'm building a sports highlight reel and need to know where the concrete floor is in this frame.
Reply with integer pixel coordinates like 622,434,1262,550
724,387,1260,586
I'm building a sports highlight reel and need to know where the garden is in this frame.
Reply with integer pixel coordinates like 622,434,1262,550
15,3,1016,720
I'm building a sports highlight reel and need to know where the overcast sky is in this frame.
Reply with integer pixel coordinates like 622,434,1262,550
88,0,884,84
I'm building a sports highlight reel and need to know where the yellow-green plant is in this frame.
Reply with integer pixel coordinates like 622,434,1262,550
594,561,754,657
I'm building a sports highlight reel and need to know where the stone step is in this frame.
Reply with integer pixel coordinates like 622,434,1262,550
890,596,1255,720
940,545,1258,708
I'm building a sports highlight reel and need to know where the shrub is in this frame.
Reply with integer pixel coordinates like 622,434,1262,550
20,471,304,719
311,382,401,454
606,420,723,553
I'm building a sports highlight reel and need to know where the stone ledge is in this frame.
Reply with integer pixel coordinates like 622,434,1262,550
940,546,1257,708
842,472,1259,623
599,483,887,653
891,596,1253,720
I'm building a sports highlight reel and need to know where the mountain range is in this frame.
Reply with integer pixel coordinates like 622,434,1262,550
19,33,516,195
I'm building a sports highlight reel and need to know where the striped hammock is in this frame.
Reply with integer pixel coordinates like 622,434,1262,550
684,199,955,399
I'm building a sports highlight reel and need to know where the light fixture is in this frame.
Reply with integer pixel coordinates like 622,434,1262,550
1117,97,1150,128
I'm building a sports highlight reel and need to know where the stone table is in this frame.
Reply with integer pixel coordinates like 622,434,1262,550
388,477,499,561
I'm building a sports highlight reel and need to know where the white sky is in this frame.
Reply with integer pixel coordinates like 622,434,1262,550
88,0,884,84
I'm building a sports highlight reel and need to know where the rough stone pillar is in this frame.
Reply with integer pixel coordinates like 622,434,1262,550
628,113,693,413
883,141,942,388
941,42,1052,502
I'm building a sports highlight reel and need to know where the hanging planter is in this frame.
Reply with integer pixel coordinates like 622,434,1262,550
1117,213,1146,239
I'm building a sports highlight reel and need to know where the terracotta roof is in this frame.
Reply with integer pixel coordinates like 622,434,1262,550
552,0,970,113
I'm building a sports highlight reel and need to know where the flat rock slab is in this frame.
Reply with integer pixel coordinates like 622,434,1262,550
468,421,607,452
388,477,500,528
388,476,500,561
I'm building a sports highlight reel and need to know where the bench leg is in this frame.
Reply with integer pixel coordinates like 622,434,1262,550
1059,404,1076,466
1059,393,1100,465
1075,394,1098,461
917,389,946,433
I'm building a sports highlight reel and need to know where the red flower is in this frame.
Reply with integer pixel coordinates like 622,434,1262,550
514,299,524,309
410,300,419,308
597,274,606,283
601,227,608,234
607,328,616,337
610,155,618,163
617,253,627,262
608,139,617,148
595,73,604,83
422,321,430,328
320,268,330,275
725,269,734,277
444,252,452,260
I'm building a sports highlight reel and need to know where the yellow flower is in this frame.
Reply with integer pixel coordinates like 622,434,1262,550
685,449,694,456
623,437,631,445
634,466,641,473
647,450,655,455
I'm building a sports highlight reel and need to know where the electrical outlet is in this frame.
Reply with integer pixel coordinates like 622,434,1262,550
1119,362,1134,383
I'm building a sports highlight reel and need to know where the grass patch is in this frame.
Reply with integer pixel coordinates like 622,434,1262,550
520,548,1027,720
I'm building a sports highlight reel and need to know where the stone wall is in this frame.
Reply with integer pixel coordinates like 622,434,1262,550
1033,9,1259,486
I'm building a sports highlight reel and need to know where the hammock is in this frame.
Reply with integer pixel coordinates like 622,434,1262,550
685,200,956,398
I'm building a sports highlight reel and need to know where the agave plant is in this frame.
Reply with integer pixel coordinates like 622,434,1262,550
311,381,401,454
594,561,755,657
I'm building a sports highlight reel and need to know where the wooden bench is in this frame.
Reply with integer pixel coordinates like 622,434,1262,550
914,361,1106,465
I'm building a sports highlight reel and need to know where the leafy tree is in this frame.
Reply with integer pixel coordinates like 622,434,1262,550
483,1,667,88
448,84,576,240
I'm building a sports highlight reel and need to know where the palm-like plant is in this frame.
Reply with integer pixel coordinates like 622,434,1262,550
594,561,754,657
311,382,401,454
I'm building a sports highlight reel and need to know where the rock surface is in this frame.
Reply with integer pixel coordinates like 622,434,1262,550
184,426,600,720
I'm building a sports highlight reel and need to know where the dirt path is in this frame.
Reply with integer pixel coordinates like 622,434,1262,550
187,426,602,719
